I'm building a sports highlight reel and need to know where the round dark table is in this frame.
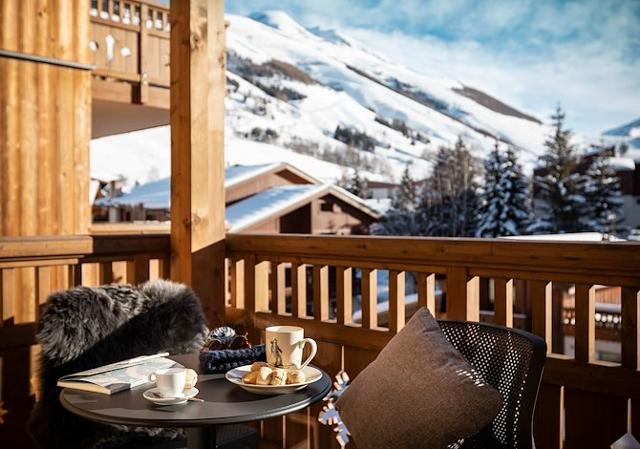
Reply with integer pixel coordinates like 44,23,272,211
60,353,332,449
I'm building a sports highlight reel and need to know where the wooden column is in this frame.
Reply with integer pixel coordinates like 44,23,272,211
446,267,480,321
170,0,226,325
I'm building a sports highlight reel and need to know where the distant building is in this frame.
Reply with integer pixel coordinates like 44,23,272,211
94,162,380,235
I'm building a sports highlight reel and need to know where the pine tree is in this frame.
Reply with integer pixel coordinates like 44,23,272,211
534,106,587,233
476,143,533,237
582,155,624,233
372,165,420,235
418,137,480,237
343,169,370,199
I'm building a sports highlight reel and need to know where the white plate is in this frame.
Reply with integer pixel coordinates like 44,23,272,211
225,365,322,395
143,387,199,405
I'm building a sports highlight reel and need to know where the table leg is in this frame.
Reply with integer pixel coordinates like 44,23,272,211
186,426,217,449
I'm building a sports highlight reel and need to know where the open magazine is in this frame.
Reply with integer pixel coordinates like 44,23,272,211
57,353,182,395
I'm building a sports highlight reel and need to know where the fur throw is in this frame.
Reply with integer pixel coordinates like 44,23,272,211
28,280,208,449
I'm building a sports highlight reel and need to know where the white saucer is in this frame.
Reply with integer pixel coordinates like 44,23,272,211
225,365,322,395
143,387,199,405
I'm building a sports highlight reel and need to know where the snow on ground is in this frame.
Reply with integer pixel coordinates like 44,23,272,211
501,232,626,242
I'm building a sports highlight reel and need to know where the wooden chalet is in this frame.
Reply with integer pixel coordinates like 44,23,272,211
94,162,379,234
1,1,640,448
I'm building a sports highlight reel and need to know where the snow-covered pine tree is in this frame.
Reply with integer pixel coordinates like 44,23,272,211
582,154,624,233
534,106,587,233
343,169,370,199
419,137,480,237
476,143,533,237
372,165,420,235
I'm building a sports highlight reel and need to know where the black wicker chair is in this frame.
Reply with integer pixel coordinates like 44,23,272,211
439,320,547,449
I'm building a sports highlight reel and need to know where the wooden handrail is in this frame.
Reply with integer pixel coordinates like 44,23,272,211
226,233,640,282
0,235,93,260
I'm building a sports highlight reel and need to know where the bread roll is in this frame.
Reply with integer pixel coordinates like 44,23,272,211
287,370,306,384
270,368,287,385
256,366,273,385
242,370,259,384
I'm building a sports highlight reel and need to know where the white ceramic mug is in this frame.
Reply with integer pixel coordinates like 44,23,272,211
149,367,186,398
265,326,317,369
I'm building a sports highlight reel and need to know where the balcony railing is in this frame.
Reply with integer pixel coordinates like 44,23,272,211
89,0,170,106
1,231,639,449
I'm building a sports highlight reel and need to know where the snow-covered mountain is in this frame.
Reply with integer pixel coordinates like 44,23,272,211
225,10,551,183
92,10,555,190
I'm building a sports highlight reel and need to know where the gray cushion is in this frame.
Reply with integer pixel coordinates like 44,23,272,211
336,308,502,449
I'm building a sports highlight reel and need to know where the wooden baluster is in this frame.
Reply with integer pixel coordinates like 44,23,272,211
336,266,352,325
574,284,595,362
270,261,286,315
445,267,479,321
126,254,150,285
494,278,514,327
290,262,307,318
312,265,329,321
622,287,640,370
361,268,377,329
68,264,82,287
35,266,51,321
158,258,170,279
530,280,552,352
244,256,256,313
230,258,245,309
417,272,436,315
255,261,270,313
98,261,114,284
389,270,405,333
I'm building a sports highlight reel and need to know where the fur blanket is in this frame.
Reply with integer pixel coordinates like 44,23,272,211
28,280,208,449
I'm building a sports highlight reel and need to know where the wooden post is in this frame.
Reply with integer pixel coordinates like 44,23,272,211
417,272,436,315
170,0,226,326
446,267,479,321
361,268,378,329
389,270,405,333
574,284,595,362
291,263,307,318
494,278,514,327
336,266,352,325
530,280,552,351
312,265,329,321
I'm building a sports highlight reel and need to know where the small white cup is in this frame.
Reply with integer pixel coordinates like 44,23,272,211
149,367,186,398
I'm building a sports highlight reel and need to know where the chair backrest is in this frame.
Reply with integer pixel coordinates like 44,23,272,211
438,320,547,449
29,280,208,448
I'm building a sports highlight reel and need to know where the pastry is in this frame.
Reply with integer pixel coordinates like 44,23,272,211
242,370,259,384
256,366,272,385
287,370,306,384
250,361,268,372
270,368,287,385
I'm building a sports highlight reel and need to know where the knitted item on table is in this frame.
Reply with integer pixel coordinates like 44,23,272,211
199,345,266,374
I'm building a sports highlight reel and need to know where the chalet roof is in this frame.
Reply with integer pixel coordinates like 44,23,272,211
97,163,380,229
226,183,380,232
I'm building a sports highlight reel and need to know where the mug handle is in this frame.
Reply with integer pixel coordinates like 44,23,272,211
148,373,157,383
297,338,317,369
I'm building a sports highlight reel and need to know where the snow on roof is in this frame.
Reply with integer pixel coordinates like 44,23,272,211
501,232,626,242
609,157,636,171
97,163,313,208
226,184,327,232
364,198,392,215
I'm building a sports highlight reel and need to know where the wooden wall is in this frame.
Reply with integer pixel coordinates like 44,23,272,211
0,1,91,446
0,0,91,237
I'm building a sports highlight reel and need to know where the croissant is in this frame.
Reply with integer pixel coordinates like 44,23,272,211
250,361,268,372
242,370,260,384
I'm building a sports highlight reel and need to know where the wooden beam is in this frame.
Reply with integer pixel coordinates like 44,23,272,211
170,0,226,325
574,284,595,363
446,267,479,321
417,272,436,315
361,268,378,329
494,278,514,327
388,270,405,333
622,287,640,370
530,280,552,351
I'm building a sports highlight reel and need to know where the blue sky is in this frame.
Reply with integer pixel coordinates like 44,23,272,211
227,0,640,135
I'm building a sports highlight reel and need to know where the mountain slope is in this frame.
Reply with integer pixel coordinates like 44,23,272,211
224,11,550,181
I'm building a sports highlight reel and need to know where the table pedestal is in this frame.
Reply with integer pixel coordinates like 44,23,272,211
186,426,217,449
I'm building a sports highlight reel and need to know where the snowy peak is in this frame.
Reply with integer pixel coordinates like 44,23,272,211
604,118,640,138
306,26,352,46
249,11,311,37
